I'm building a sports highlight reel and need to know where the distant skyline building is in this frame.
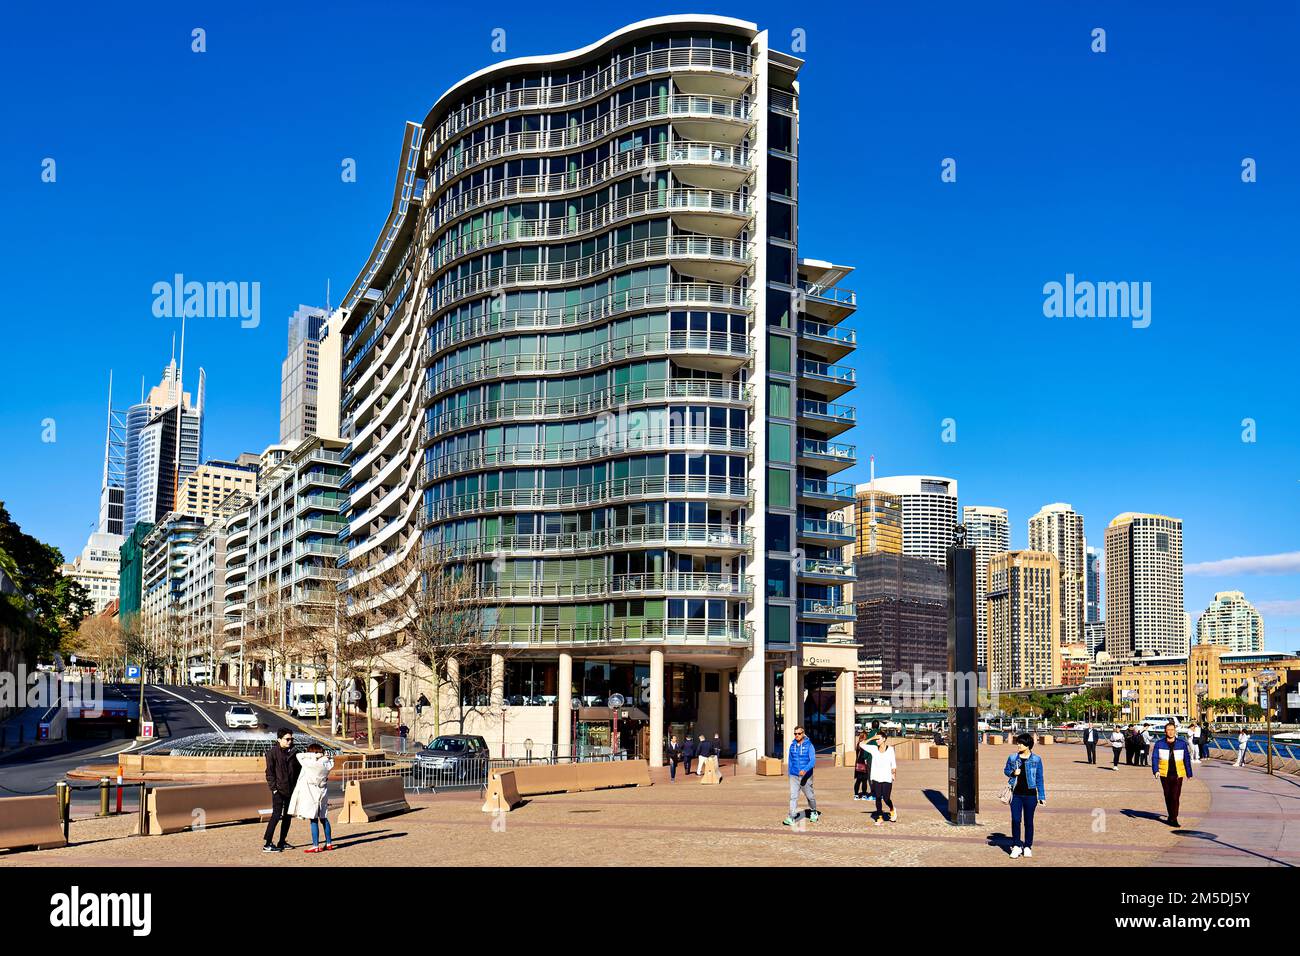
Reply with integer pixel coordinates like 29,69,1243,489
121,358,205,538
1104,512,1185,659
1085,545,1102,622
870,476,958,568
61,531,124,615
852,550,947,698
1083,619,1106,658
1028,502,1086,648
279,305,329,444
178,455,260,519
1196,590,1264,653
963,505,1009,670
986,550,1062,692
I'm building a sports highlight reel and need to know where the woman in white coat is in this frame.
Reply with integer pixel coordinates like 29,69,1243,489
288,743,335,853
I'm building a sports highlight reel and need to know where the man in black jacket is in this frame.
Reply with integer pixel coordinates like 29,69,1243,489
695,734,712,775
1082,723,1098,764
665,734,684,780
262,728,300,852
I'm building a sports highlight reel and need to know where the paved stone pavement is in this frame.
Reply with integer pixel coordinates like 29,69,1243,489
1156,758,1300,867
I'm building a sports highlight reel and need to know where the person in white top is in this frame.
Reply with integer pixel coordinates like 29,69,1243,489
1109,727,1125,768
288,744,336,853
868,735,898,825
1188,723,1201,763
1236,730,1250,767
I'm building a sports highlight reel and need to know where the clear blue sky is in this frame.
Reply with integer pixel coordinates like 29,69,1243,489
2,1,1297,650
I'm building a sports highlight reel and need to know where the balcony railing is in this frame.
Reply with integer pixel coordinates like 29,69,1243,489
423,476,752,522
797,279,857,307
799,599,854,618
799,400,856,423
799,478,855,501
799,438,856,461
798,559,854,579
485,573,751,600
799,320,855,345
490,617,752,648
798,517,855,538
800,360,856,384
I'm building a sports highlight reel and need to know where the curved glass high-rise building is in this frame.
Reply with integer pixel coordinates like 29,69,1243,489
334,15,858,765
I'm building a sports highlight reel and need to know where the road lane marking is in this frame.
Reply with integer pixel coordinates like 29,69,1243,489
151,685,229,739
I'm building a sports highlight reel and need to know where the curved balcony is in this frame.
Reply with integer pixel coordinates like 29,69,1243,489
489,617,752,649
421,426,749,482
423,282,749,358
422,329,750,404
427,46,753,152
798,359,855,400
797,438,856,475
429,139,750,210
432,522,751,558
427,94,751,200
423,476,753,523
428,236,750,317
426,379,749,437
483,573,751,602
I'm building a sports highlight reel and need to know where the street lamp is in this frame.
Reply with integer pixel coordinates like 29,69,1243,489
1257,669,1279,775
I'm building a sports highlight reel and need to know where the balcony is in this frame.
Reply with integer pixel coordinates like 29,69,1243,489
797,478,855,508
796,559,854,583
797,279,856,322
797,438,856,475
798,319,855,363
798,516,854,545
491,618,753,648
797,400,855,438
486,573,752,601
798,360,855,400
799,599,855,621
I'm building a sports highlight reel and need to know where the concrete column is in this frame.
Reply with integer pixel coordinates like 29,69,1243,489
736,650,765,768
649,649,664,769
835,669,855,760
764,663,777,756
781,661,801,756
445,657,459,733
719,669,732,750
557,651,573,758
490,652,505,708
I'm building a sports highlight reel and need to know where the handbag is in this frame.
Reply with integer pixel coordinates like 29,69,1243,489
999,756,1024,804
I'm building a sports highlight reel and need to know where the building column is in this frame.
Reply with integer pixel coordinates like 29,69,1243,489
445,657,459,734
781,661,802,757
649,649,664,770
735,649,765,769
557,651,573,759
719,669,732,750
490,652,505,708
835,669,855,760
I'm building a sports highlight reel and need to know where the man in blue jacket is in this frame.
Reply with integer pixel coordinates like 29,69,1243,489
783,726,820,826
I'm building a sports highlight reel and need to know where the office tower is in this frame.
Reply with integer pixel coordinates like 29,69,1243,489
852,551,947,698
122,359,205,537
870,476,958,567
1083,619,1105,658
962,505,1009,670
60,531,124,615
332,16,861,765
1028,502,1086,648
1104,512,1185,658
1085,545,1102,622
1197,590,1264,653
178,456,260,518
986,550,1062,692
97,373,127,536
279,305,330,443
849,487,904,557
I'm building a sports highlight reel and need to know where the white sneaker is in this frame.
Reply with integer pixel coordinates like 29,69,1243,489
1023,847,1033,858
1009,846,1023,858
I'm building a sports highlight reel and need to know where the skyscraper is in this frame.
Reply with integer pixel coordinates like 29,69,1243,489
963,505,1009,670
333,16,861,766
1085,545,1102,622
1028,502,1086,648
279,305,329,443
121,358,204,538
870,476,958,567
986,550,1062,692
1104,512,1185,659
1197,590,1264,653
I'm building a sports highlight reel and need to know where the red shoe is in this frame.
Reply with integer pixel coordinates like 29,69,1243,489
324,844,335,851
304,846,321,853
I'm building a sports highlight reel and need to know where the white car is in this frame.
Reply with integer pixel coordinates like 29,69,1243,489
224,704,259,729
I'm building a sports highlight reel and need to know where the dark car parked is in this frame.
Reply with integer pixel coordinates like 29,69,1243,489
413,734,491,783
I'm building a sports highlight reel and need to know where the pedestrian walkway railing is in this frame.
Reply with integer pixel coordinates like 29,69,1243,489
343,753,636,794
1206,736,1300,775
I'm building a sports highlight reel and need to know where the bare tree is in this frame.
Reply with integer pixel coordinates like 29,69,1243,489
73,614,124,679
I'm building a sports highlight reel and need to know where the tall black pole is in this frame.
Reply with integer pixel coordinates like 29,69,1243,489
946,526,979,825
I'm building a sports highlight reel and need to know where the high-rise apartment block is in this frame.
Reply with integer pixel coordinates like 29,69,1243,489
1104,512,1185,659
962,505,1008,670
986,550,1061,692
1027,502,1086,648
870,476,958,567
1196,590,1264,653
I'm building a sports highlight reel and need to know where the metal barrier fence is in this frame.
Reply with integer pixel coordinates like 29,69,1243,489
342,753,633,794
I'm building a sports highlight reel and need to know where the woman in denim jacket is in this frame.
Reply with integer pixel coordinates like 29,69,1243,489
1004,732,1046,859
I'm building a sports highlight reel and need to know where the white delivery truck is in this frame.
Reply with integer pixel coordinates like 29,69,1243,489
286,679,328,719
